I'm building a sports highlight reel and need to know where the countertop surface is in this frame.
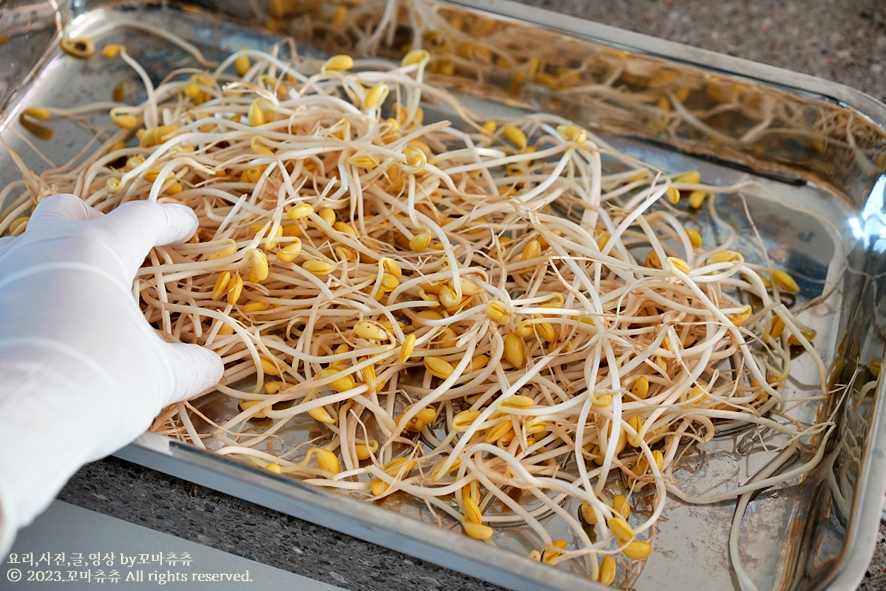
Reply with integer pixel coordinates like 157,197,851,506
59,1,886,590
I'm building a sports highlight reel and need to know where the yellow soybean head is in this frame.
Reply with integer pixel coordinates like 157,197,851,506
238,166,262,184
439,285,460,308
708,249,742,264
773,269,800,293
123,156,144,171
415,406,437,426
534,319,556,343
217,323,235,336
409,232,431,252
688,190,706,209
308,406,335,424
556,124,587,143
470,355,489,372
667,256,691,274
788,326,817,346
457,277,482,296
162,180,183,195
247,249,269,283
597,556,616,585
277,239,303,263
525,417,547,434
681,385,708,407
645,250,661,269
264,462,282,474
333,221,357,237
685,227,703,248
768,315,786,339
522,239,541,261
354,320,388,341
626,415,643,447
302,260,336,275
541,540,568,564
404,146,428,172
259,354,287,376
384,457,417,477
311,448,341,474
382,257,402,278
463,496,482,523
401,49,430,66
462,519,493,540
354,440,378,461
502,125,528,150
481,120,497,135
359,362,377,393
241,301,270,313
586,227,608,250
380,273,400,292
238,399,267,419
666,186,680,204
60,37,95,59
8,216,28,236
623,541,652,560
364,83,390,109
321,54,354,73
485,300,510,324
318,367,355,393
251,136,274,155
347,153,380,169
370,480,387,496
425,357,455,379
264,381,287,394
452,409,481,432
207,240,237,261
247,99,266,127
485,420,513,444
674,170,701,184
504,332,525,368
226,273,244,305
102,44,125,58
413,310,443,328
332,5,348,28
499,395,534,410
436,327,458,349
612,495,631,519
110,110,139,129
431,457,461,481
105,177,125,194
287,203,314,220
24,107,51,120
631,376,649,399
608,516,634,545
314,207,334,226
400,334,416,363
731,304,752,327
579,501,598,525
235,52,251,77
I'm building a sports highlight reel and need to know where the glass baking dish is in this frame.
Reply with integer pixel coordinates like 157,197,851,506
2,1,885,589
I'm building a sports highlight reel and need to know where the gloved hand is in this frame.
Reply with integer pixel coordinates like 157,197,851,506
0,194,223,558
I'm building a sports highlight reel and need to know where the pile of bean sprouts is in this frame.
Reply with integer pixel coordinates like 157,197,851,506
3,25,836,589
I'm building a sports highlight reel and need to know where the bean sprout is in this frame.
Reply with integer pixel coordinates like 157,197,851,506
4,28,834,588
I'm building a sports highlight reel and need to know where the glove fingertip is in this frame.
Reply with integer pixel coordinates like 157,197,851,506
163,343,224,405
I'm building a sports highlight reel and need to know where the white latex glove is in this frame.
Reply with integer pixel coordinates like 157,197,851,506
0,194,223,558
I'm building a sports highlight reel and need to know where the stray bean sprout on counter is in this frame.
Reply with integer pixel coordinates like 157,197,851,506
4,29,836,589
